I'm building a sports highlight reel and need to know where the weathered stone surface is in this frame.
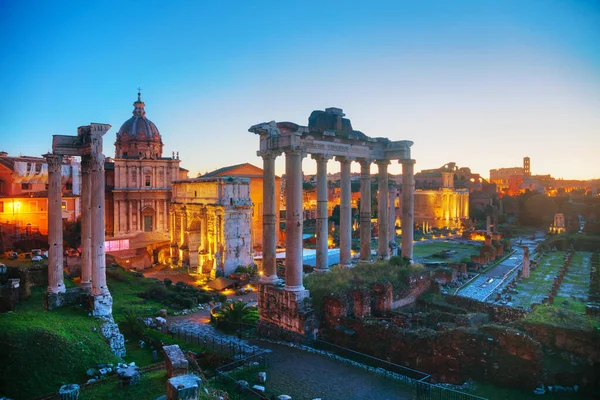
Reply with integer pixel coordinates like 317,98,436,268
117,365,141,386
258,371,266,383
252,384,265,393
166,374,201,400
257,283,313,334
91,293,113,318
58,384,79,400
100,319,126,358
163,344,188,378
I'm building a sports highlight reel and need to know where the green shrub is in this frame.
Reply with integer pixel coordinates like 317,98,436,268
163,278,173,287
215,293,227,303
142,284,168,301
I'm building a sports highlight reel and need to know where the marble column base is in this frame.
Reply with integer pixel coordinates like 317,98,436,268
79,281,92,292
284,284,305,292
260,274,279,284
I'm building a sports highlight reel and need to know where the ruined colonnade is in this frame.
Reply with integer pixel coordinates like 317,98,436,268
250,109,415,295
47,123,113,316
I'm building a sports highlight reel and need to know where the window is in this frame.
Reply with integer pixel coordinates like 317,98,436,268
21,183,32,190
61,201,67,210
65,182,73,191
0,201,4,213
145,175,151,187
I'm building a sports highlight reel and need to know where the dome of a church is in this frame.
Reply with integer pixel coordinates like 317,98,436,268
115,92,164,159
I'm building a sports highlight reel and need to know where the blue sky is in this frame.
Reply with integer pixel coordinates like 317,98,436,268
1,0,599,179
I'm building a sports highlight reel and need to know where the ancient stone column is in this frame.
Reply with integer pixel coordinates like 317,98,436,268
44,153,65,294
359,159,372,261
389,185,398,245
522,246,530,278
401,160,415,261
284,149,304,291
337,157,352,267
313,154,330,272
376,160,390,260
261,152,279,283
80,155,92,291
90,127,112,317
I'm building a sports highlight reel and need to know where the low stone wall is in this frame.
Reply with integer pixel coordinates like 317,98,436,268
257,283,314,334
517,322,600,364
440,294,528,323
321,318,543,389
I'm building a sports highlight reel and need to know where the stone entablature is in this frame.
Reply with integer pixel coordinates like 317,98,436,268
170,177,253,276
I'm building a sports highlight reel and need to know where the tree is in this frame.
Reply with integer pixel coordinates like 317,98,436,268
520,194,557,227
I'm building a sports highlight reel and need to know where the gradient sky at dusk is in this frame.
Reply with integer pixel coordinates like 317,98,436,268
1,1,599,180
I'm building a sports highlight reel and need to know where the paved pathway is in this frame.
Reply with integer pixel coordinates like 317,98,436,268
252,340,414,400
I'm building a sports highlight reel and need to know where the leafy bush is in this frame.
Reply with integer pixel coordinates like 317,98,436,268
142,284,168,301
216,293,227,303
234,264,257,276
163,278,173,287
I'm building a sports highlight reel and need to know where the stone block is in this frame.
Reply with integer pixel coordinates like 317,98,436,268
117,365,141,386
258,371,267,383
91,293,113,317
58,384,80,400
278,396,292,400
252,385,265,393
166,374,201,400
163,344,188,378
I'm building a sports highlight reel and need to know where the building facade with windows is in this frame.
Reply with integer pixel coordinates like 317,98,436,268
0,152,80,236
108,93,185,237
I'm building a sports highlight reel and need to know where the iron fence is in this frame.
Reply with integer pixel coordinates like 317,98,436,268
214,351,270,400
169,327,260,359
314,339,487,400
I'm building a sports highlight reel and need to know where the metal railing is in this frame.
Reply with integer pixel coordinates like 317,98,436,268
314,339,487,400
214,351,270,400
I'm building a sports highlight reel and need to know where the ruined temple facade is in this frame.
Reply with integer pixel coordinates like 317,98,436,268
169,177,253,277
109,93,183,237
250,107,415,335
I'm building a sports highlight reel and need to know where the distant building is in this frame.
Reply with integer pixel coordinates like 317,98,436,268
108,93,185,237
0,152,80,236
170,176,253,277
201,163,282,249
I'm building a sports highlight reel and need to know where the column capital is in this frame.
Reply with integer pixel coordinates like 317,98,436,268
399,159,416,166
258,150,282,159
311,153,332,162
284,148,306,158
375,159,391,166
43,153,63,172
335,156,355,164
358,158,372,167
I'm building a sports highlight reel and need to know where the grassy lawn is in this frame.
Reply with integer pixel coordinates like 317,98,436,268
412,241,480,264
0,264,225,399
554,252,592,313
0,287,120,400
510,251,566,308
80,369,168,400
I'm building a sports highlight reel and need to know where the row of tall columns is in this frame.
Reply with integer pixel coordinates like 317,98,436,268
259,150,415,291
91,151,109,298
45,154,65,294
261,152,278,283
401,160,415,260
80,156,92,290
377,160,390,259
389,185,398,246
45,126,111,316
338,157,352,267
284,149,304,291
359,160,372,261
313,154,329,272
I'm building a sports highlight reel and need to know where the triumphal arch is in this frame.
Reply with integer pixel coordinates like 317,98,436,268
249,107,415,334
